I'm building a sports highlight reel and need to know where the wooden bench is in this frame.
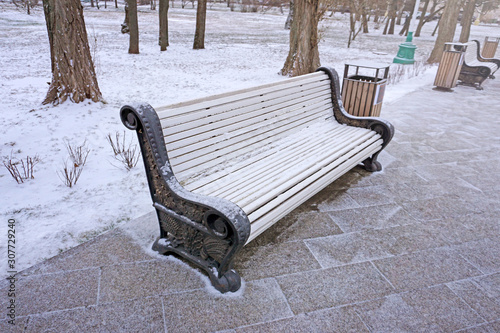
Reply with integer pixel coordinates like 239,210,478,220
458,40,500,90
120,67,394,293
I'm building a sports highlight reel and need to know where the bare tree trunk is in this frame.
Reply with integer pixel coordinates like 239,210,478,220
41,0,102,105
285,0,294,29
459,0,476,42
115,0,118,8
91,0,94,7
159,0,169,51
427,0,461,63
193,0,207,49
383,0,397,35
399,0,415,36
362,13,369,33
415,0,429,37
121,4,130,33
396,0,406,25
128,0,139,54
280,0,320,77
432,17,439,36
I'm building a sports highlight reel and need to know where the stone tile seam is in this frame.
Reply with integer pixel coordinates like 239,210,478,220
276,276,296,318
251,242,482,281
260,258,394,281
369,260,396,290
327,212,346,233
213,314,295,332
352,306,373,333
16,258,160,279
302,239,329,269
444,282,489,324
456,252,488,276
96,267,102,306
452,320,500,333
213,302,379,333
160,297,169,333
15,295,164,319
456,177,486,193
300,241,473,272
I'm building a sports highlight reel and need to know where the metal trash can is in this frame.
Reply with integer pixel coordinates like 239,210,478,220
341,64,389,117
482,36,499,58
433,43,467,91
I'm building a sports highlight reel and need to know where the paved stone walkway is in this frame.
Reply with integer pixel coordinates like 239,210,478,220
2,77,500,333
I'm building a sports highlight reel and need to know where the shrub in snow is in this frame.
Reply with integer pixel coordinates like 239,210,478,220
3,154,41,184
106,131,140,171
388,61,431,85
57,140,90,188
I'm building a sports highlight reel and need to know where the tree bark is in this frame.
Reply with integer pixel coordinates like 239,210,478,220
280,0,320,77
383,0,398,35
396,0,405,25
459,0,476,43
193,0,207,49
427,0,461,63
42,0,102,105
159,0,169,50
128,0,139,54
399,0,416,36
285,0,294,29
415,0,429,37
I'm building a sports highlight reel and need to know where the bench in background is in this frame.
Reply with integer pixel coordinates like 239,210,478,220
458,40,500,90
120,67,394,293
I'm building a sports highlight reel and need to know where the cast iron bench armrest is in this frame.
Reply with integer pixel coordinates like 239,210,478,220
120,103,251,292
318,67,394,166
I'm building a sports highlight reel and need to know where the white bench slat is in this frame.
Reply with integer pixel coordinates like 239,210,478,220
159,79,331,132
155,71,328,117
165,89,332,157
246,140,382,243
190,124,356,196
168,99,332,165
169,101,333,177
204,126,367,201
235,132,380,214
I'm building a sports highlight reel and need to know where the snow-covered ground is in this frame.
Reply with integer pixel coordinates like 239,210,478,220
1,2,499,277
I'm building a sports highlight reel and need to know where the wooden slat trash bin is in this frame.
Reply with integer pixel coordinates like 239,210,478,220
481,37,499,58
341,64,389,117
433,43,467,91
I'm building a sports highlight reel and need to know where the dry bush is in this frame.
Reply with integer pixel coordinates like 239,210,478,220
3,154,41,184
387,61,431,85
57,140,90,188
106,131,140,171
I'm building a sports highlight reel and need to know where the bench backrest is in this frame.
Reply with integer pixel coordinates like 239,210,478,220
464,41,479,64
155,71,334,183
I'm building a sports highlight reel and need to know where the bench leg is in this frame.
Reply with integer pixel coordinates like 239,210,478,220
151,209,245,293
362,155,382,172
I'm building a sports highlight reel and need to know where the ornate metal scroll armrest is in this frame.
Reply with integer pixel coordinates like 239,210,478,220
120,103,251,293
316,67,395,171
